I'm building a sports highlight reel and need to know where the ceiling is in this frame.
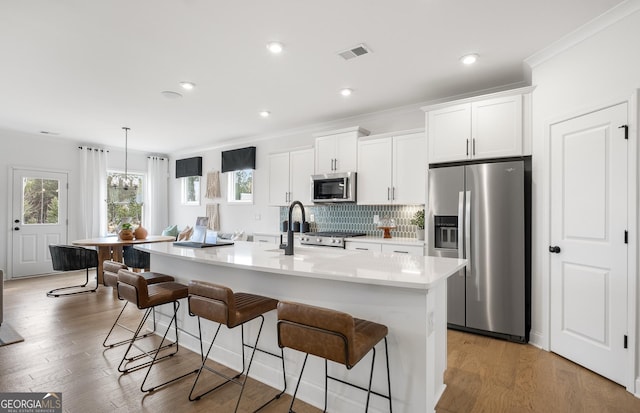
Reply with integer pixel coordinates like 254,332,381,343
0,0,625,153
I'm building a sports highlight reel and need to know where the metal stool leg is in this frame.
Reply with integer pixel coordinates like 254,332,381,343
288,353,309,413
189,315,286,413
139,301,198,392
103,303,157,348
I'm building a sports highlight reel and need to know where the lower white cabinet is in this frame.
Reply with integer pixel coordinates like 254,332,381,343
381,244,424,256
345,240,424,256
345,242,382,252
253,234,279,244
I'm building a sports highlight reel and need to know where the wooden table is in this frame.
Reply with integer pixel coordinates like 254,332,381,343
71,235,175,284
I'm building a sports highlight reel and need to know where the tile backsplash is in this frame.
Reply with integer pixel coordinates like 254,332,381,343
279,204,424,238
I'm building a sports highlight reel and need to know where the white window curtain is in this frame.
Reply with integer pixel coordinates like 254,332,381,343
79,147,108,238
144,156,169,235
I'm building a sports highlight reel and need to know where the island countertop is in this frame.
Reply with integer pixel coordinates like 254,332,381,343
137,241,466,290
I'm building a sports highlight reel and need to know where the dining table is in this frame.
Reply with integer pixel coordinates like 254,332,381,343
71,235,175,284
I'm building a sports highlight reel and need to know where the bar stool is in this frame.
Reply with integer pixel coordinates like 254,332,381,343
116,269,197,392
277,301,392,413
102,261,174,348
187,280,287,412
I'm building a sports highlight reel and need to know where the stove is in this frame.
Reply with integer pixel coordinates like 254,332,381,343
299,231,366,248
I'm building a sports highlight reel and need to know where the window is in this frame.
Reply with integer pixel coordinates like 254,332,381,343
107,172,144,234
227,169,253,203
21,178,60,224
181,176,200,205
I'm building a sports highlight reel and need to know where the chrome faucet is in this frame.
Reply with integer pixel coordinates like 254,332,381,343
284,200,306,256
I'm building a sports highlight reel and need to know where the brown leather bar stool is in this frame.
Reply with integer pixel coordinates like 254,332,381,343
116,269,197,392
102,261,174,348
277,301,393,413
187,280,287,412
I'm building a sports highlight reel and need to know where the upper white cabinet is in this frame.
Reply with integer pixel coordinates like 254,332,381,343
424,87,532,164
268,148,314,206
314,126,369,174
357,131,426,205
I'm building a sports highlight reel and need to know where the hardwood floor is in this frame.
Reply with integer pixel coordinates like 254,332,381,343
2,272,640,412
438,330,640,413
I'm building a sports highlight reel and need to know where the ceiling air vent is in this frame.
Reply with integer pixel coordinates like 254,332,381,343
338,43,372,60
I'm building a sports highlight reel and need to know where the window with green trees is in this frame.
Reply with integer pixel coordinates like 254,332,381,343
107,172,144,234
227,169,253,203
21,178,59,224
181,176,200,205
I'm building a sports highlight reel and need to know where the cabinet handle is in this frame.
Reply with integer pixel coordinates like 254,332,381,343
393,250,409,254
473,138,476,156
356,247,369,251
387,187,390,200
392,187,395,200
466,139,469,156
258,240,269,243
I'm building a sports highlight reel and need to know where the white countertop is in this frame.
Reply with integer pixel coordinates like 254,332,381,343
138,241,465,290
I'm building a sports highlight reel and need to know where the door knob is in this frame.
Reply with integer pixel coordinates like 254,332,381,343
14,227,20,231
549,245,561,253
14,219,20,223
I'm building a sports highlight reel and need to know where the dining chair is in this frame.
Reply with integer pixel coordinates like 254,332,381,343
47,244,99,297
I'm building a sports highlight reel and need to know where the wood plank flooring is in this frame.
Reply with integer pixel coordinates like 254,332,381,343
2,272,640,412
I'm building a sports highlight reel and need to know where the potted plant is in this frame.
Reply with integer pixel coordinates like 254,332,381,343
119,222,134,240
411,209,425,240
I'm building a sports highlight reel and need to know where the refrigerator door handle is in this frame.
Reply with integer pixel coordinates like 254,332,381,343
465,190,471,274
457,191,464,260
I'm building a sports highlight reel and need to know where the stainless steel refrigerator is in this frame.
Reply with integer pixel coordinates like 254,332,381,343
428,157,531,343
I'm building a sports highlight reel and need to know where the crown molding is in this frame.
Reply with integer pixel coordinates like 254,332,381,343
525,0,640,68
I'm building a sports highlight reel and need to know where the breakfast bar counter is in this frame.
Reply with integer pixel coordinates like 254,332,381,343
137,241,465,413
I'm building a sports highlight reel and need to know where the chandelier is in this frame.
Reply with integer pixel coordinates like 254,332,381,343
111,126,139,191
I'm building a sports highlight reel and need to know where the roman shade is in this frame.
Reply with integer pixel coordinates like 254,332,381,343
221,147,256,173
176,156,202,178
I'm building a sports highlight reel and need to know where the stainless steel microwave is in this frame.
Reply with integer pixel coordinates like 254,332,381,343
311,172,356,203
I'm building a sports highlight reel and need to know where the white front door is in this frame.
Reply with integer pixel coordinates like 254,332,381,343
549,103,628,386
11,169,68,277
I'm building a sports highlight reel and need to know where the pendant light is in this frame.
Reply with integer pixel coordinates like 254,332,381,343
111,126,139,191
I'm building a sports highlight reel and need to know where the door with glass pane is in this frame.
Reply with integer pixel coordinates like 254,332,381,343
11,169,68,277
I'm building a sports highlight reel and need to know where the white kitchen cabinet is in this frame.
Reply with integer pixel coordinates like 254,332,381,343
314,126,369,174
268,148,314,206
345,241,382,252
425,88,532,164
357,131,425,205
345,240,424,256
381,244,424,256
253,234,280,244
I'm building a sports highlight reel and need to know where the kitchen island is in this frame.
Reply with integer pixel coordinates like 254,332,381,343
137,241,465,413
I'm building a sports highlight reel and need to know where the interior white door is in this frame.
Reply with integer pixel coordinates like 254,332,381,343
549,103,628,386
11,169,68,277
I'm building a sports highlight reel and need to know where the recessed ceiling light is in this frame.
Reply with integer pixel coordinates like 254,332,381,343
266,41,284,54
259,111,271,118
340,88,353,97
161,91,183,99
179,81,196,90
460,53,478,65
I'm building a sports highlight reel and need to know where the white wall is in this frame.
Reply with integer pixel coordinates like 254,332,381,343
529,5,640,392
168,108,424,235
0,129,150,278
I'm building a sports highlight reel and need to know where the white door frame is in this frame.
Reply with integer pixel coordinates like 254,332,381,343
6,165,70,280
542,91,638,393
